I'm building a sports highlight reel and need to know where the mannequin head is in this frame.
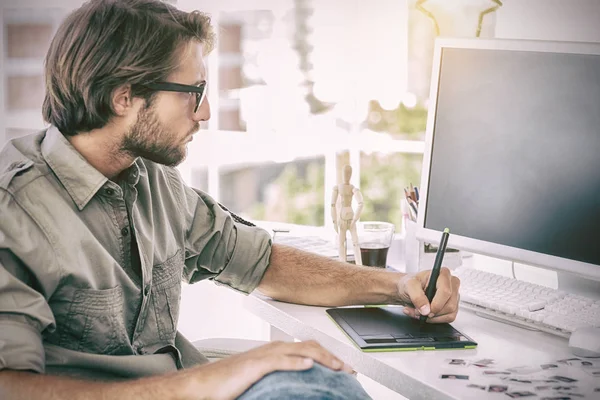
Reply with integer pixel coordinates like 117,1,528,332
342,165,352,184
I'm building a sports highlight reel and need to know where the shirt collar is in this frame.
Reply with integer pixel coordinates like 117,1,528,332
118,160,143,187
41,126,109,211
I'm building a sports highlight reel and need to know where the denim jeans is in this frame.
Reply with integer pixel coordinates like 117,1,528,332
237,363,373,400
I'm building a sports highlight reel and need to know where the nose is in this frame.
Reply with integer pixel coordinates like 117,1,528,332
192,97,211,122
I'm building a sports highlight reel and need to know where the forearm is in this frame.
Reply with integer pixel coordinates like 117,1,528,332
257,244,406,307
0,369,193,400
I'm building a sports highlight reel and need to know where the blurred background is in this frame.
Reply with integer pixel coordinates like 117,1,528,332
3,0,600,233
1,0,500,235
2,2,600,396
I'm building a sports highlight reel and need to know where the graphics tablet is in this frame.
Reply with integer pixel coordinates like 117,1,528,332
326,306,477,352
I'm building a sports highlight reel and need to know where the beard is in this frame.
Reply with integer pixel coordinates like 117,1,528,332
121,104,196,167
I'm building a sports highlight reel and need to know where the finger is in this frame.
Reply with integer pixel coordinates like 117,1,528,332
290,341,353,374
429,268,453,317
402,306,420,319
423,309,459,324
268,354,315,371
302,341,353,374
430,277,461,320
403,274,431,317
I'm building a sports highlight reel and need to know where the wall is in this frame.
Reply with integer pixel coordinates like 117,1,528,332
495,0,600,42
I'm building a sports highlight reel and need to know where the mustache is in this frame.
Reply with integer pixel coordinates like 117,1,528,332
188,124,200,136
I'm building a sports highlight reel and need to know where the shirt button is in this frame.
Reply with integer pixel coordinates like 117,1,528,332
144,286,150,296
105,188,115,196
133,343,145,354
121,227,129,236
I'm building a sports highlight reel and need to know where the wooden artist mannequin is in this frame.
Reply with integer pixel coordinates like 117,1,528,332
331,165,363,265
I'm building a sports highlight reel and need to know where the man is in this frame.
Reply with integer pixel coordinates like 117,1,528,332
0,0,460,399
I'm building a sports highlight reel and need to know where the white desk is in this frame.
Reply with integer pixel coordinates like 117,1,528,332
246,223,598,398
245,294,599,400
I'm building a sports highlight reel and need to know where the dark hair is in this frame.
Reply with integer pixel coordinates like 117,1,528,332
42,0,215,136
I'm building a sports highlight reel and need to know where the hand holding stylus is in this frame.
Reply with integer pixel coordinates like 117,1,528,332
398,229,461,323
420,228,451,323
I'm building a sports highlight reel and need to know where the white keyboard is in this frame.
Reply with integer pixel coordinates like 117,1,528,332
454,267,600,338
273,235,352,258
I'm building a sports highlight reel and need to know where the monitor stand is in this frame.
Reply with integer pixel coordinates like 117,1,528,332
557,271,600,301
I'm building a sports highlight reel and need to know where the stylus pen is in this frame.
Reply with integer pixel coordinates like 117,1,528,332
420,228,450,323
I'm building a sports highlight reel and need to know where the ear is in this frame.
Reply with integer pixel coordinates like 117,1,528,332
112,84,134,116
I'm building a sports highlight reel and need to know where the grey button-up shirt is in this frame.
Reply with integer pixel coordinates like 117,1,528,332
0,127,272,379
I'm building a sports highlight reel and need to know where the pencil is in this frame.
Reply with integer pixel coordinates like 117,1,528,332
407,198,419,217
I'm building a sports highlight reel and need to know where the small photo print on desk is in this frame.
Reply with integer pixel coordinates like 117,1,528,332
504,378,535,384
556,357,581,365
445,358,467,366
537,379,564,384
556,357,598,368
466,383,486,390
550,385,576,391
548,375,578,383
540,397,578,400
440,374,469,380
540,363,559,370
483,370,511,375
565,358,598,368
535,384,575,391
505,391,536,398
487,384,508,393
507,365,542,374
470,358,496,368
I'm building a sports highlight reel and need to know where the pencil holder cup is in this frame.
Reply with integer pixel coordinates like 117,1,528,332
403,219,420,274
403,219,462,273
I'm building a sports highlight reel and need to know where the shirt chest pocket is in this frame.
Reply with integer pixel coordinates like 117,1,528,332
151,250,184,341
59,286,130,355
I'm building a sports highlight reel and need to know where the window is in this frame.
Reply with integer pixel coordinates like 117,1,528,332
0,5,69,141
1,0,500,233
179,0,428,232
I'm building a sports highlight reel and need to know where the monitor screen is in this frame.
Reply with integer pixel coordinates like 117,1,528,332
423,45,600,267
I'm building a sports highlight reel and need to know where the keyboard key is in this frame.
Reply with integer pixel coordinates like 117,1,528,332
527,301,547,312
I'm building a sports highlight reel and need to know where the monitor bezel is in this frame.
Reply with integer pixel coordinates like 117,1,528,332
417,37,600,281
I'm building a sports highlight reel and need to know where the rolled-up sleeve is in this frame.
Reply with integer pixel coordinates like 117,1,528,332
0,317,46,373
0,202,59,373
0,189,59,373
176,176,272,294
213,222,272,293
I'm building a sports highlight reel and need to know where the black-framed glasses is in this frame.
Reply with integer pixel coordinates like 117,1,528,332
142,81,207,113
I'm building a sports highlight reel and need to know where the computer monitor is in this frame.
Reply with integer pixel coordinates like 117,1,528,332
417,38,600,283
